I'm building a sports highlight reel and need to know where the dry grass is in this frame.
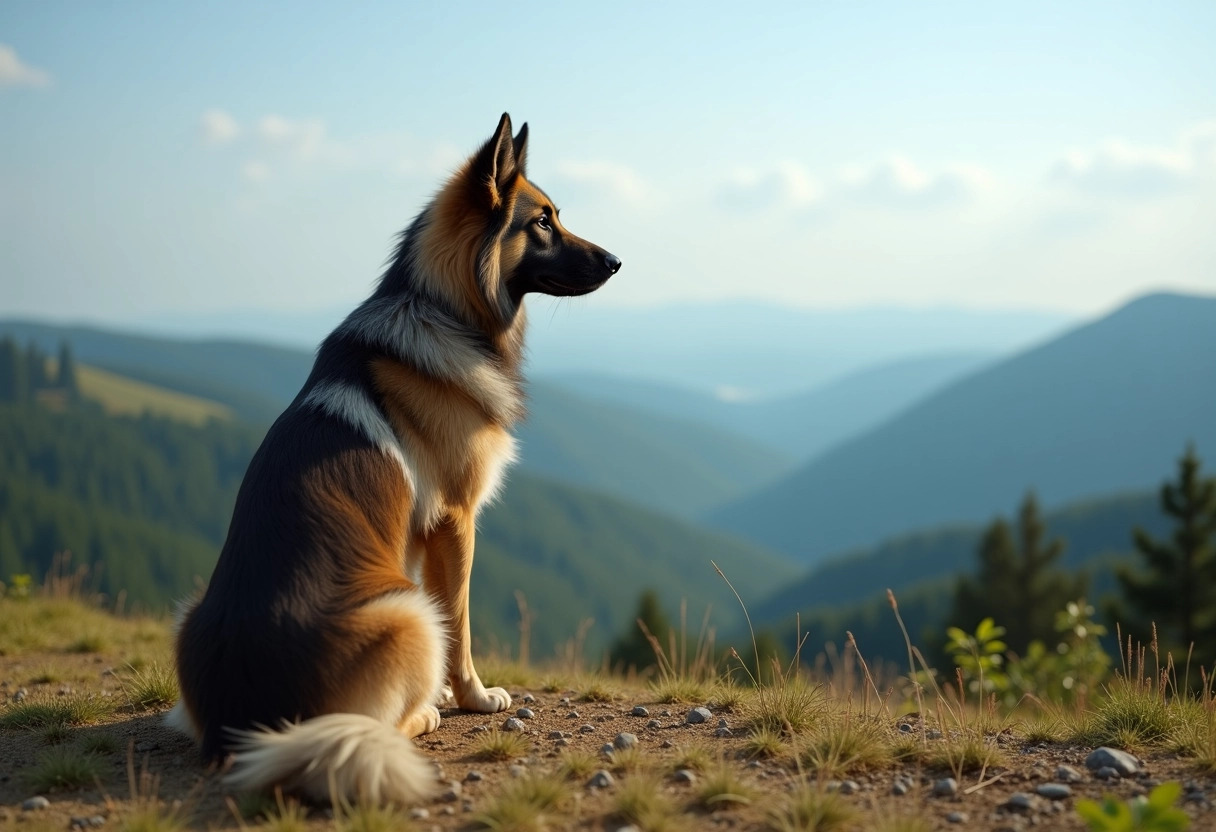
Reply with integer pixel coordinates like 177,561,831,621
667,744,714,774
24,744,105,791
556,749,599,781
471,774,571,832
795,712,892,777
766,785,855,832
472,728,531,761
742,725,787,759
0,692,115,728
334,803,418,832
613,775,684,832
692,763,755,812
122,661,180,710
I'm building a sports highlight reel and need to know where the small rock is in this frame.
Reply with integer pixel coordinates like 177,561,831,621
521,693,535,703
502,717,526,732
409,808,429,820
464,770,483,782
613,826,641,832
548,730,565,739
555,738,570,747
840,780,859,795
22,797,50,811
892,781,909,796
567,711,581,719
508,765,527,778
933,778,958,797
1005,792,1035,812
660,709,671,717
714,727,733,738
134,741,158,752
631,706,649,717
646,719,661,729
660,739,674,749
516,708,535,720
717,718,730,729
614,732,638,750
686,707,712,724
580,724,596,734
440,806,455,816
1085,747,1140,776
601,743,616,757
945,811,968,824
825,780,842,793
71,817,89,828
88,816,106,827
470,724,489,733
560,697,571,705
1096,766,1121,780
438,780,462,802
588,770,615,789
672,769,696,784
1036,783,1072,800
1055,765,1083,783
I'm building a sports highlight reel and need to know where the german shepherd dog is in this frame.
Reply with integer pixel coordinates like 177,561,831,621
168,114,620,804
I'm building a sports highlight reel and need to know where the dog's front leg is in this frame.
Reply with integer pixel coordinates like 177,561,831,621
421,512,511,713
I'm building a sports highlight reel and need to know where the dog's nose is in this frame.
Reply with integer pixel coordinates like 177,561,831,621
604,253,622,274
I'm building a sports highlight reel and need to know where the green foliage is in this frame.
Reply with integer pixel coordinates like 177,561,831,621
950,492,1088,656
1118,444,1216,668
609,589,671,673
23,745,105,791
946,617,1008,696
7,572,32,600
1076,782,1190,831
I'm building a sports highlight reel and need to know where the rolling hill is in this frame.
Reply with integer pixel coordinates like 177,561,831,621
712,292,1216,563
0,320,790,520
550,351,993,461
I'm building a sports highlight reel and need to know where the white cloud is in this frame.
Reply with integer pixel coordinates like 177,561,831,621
257,114,328,160
1051,120,1216,197
200,109,240,144
0,44,51,89
838,156,994,206
720,161,822,212
553,160,652,203
242,161,271,183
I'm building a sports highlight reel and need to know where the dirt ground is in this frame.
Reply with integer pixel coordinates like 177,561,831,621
2,645,1215,831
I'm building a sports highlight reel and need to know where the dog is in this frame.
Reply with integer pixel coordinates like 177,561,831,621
167,113,620,804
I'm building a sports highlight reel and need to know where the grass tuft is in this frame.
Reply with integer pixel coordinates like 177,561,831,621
335,803,417,832
795,713,891,777
766,786,855,832
613,775,682,832
1073,677,1174,748
578,678,621,702
650,677,709,705
471,774,570,831
39,723,73,745
473,728,531,761
927,730,1004,775
745,677,824,737
608,745,647,774
667,745,714,774
556,749,599,781
80,732,121,755
24,745,105,791
122,662,179,710
0,693,115,728
257,793,309,832
68,633,109,654
692,763,755,812
742,726,786,759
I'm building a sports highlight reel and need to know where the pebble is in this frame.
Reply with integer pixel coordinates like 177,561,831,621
134,741,158,752
614,732,638,750
660,739,674,749
22,797,50,811
717,718,729,729
470,725,489,733
892,781,909,796
945,811,968,824
600,743,616,757
631,706,649,717
555,738,570,748
1055,764,1083,783
14,688,28,702
660,709,671,717
933,778,958,797
686,707,712,724
588,770,615,789
409,808,429,820
1085,747,1140,776
579,724,596,734
839,780,859,795
1005,792,1035,812
438,781,462,802
672,769,696,784
1036,783,1072,800
714,727,733,738
548,730,565,739
521,694,535,703
567,711,581,719
88,816,106,827
440,806,455,816
508,765,527,778
560,697,571,705
646,719,661,729
464,770,483,782
1096,766,1121,780
516,708,535,719
501,717,526,732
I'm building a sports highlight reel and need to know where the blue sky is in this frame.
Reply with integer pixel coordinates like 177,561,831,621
3,1,1215,327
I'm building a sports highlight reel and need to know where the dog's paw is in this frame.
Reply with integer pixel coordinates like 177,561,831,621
436,685,456,707
457,685,512,713
400,704,442,738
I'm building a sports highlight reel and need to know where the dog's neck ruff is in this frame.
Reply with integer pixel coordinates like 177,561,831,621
335,292,525,427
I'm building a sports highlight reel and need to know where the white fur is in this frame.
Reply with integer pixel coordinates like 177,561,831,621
303,381,411,486
474,433,518,515
163,701,200,742
225,714,438,805
224,590,446,805
337,296,523,425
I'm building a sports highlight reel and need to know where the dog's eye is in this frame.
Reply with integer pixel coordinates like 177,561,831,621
535,215,551,231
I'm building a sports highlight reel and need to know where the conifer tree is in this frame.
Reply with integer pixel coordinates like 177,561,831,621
25,341,48,392
1117,445,1216,666
56,341,80,400
949,492,1086,655
609,590,671,673
0,338,24,403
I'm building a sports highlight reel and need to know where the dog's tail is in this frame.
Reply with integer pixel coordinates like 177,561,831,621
224,714,437,805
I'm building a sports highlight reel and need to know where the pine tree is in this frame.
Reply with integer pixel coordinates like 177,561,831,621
609,590,672,673
949,492,1087,655
56,341,80,400
0,338,24,403
1117,445,1216,666
25,341,48,392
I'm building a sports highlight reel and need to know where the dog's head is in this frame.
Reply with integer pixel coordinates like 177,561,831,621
412,114,621,328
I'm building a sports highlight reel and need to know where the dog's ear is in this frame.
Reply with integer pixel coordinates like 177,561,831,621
472,113,518,208
512,123,529,176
